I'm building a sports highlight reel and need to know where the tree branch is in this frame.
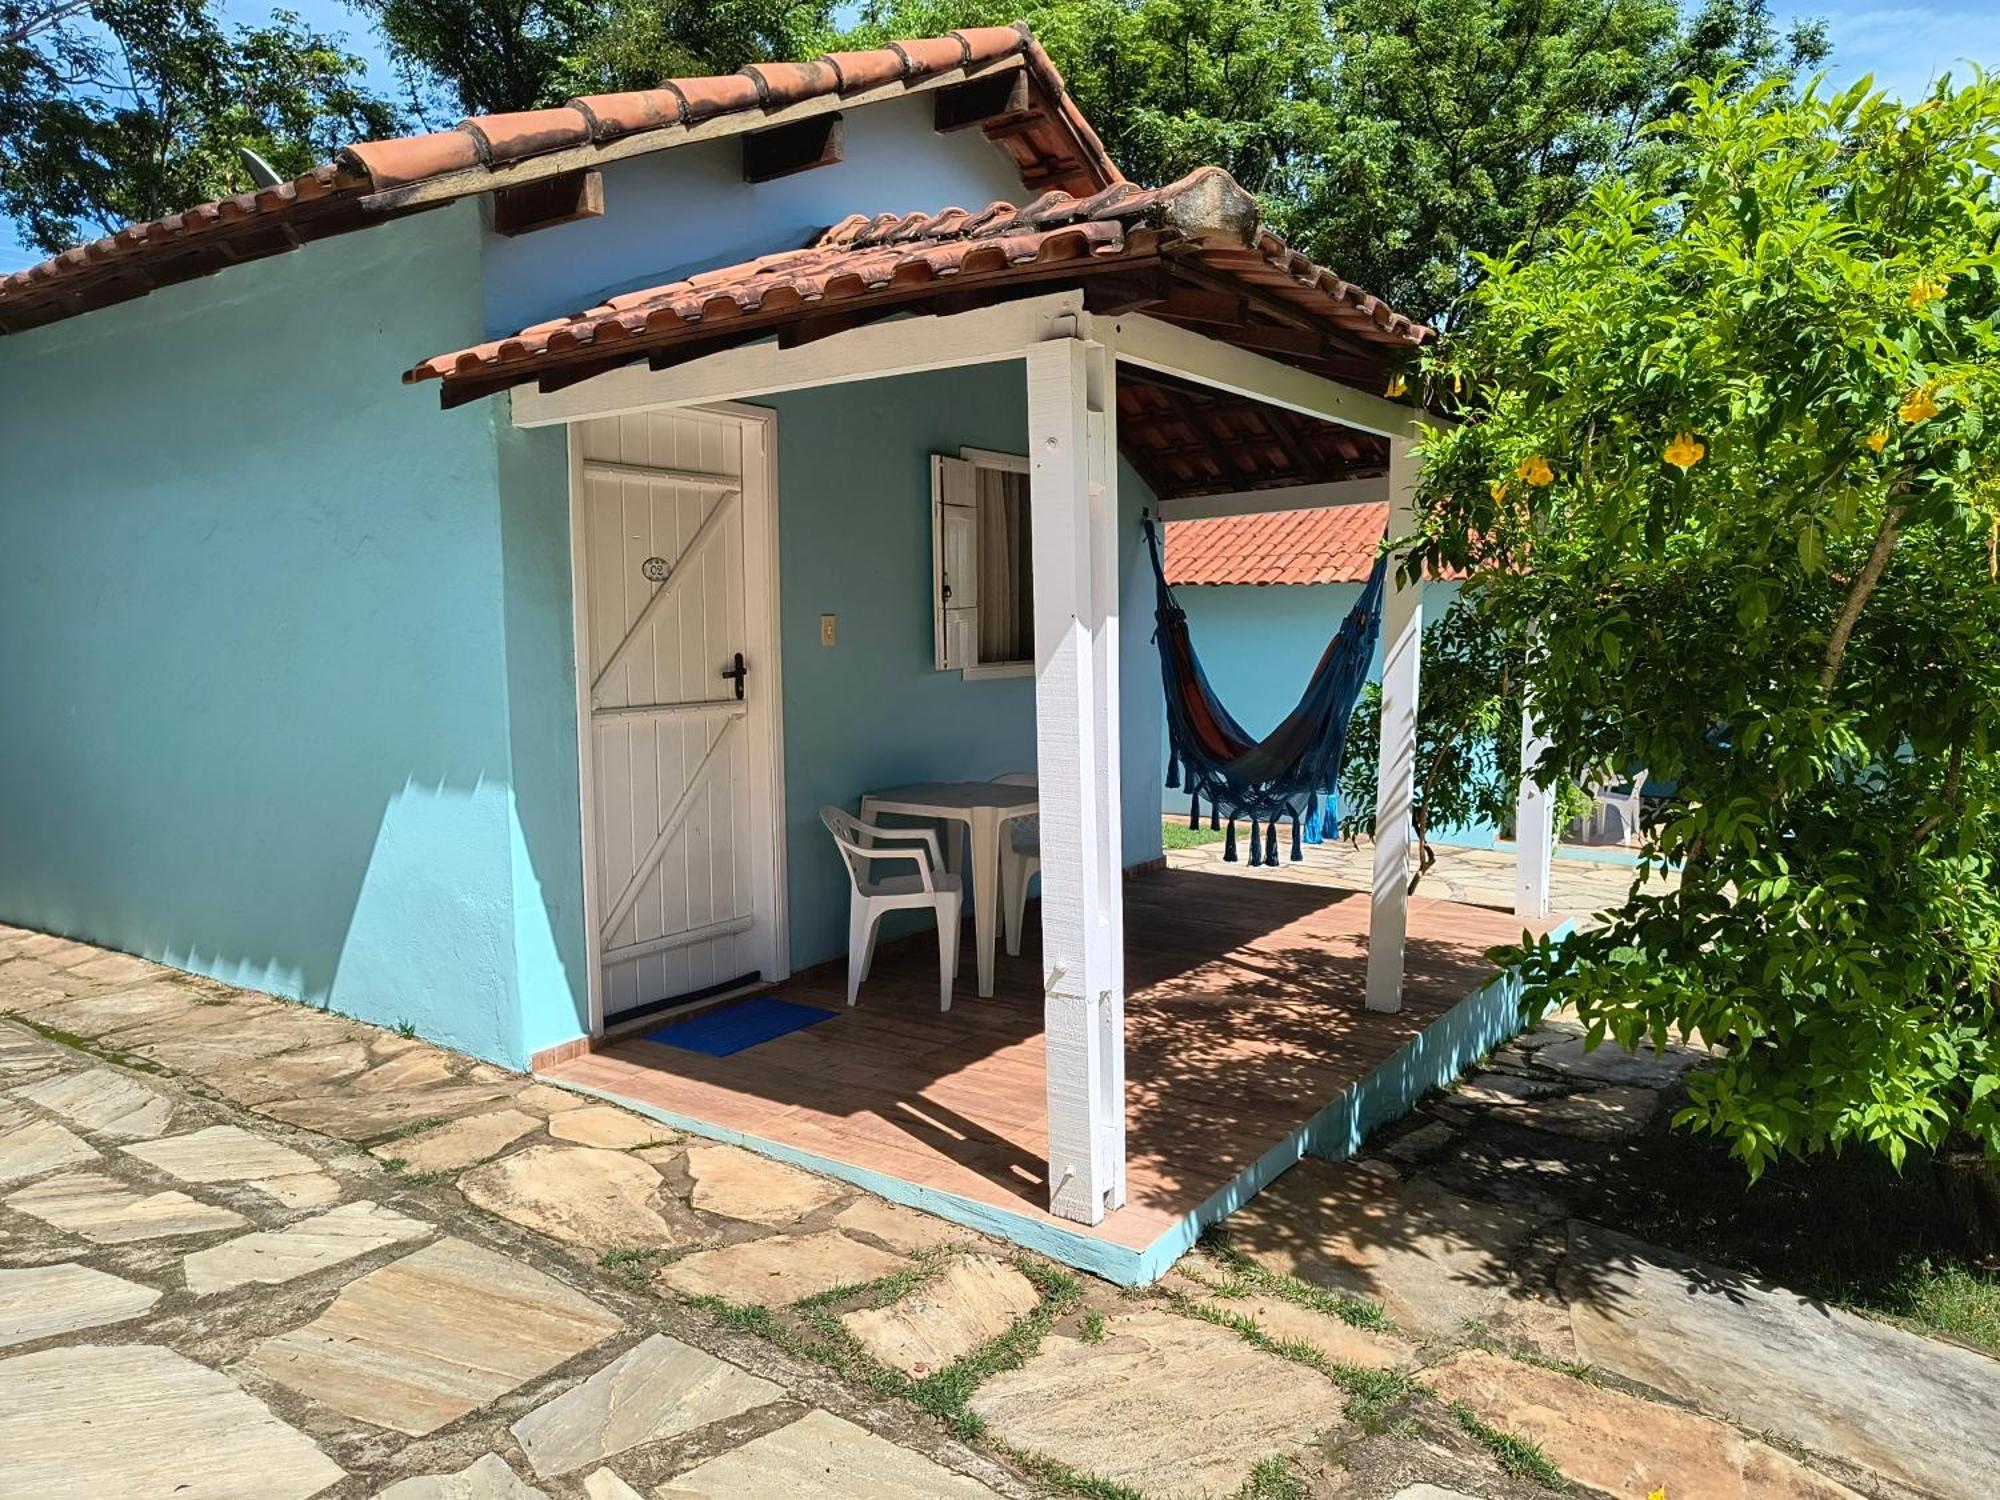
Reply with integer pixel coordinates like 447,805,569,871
1818,494,1907,694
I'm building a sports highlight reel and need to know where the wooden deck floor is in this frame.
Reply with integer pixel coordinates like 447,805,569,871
546,867,1549,1263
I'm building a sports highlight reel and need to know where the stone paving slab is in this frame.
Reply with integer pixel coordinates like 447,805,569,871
208,1041,372,1106
184,1198,433,1294
547,1104,679,1150
257,1081,522,1142
1529,1034,1706,1089
840,1255,1039,1376
14,1064,174,1139
10,978,223,1036
685,1143,842,1226
0,1112,98,1185
380,1107,544,1172
7,1169,249,1242
0,1261,162,1345
125,1122,340,1207
1564,1221,2000,1500
0,1342,346,1498
459,1143,699,1252
582,1468,644,1499
510,1332,784,1477
968,1309,1348,1498
376,1453,550,1498
657,1229,909,1306
1224,1157,1551,1338
250,1235,623,1436
829,1195,967,1253
1429,1349,1861,1498
657,1409,999,1498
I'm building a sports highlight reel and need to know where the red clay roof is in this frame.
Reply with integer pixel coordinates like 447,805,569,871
0,24,1114,337
1165,506,1393,585
406,167,1430,404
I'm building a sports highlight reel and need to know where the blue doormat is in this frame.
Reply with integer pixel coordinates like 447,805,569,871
644,996,837,1057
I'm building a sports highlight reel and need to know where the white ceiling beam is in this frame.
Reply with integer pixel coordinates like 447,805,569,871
1154,477,1388,522
1110,312,1425,441
510,291,1089,428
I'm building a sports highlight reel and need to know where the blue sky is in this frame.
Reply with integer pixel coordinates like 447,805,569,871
4,0,1997,273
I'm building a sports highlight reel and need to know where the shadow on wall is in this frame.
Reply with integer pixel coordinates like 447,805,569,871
0,205,588,1068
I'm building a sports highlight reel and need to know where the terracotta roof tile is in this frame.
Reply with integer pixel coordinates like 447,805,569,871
0,21,1118,336
405,166,1430,399
1165,506,1394,586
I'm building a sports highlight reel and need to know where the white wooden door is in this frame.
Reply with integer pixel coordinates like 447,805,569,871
575,409,781,1024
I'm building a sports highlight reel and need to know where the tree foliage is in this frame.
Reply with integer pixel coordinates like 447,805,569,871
1411,76,2000,1233
344,0,835,119
1337,596,1590,878
0,0,401,254
837,0,1827,325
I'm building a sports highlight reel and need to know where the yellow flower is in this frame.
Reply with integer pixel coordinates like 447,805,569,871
1865,429,1890,453
1899,386,1940,424
1516,454,1555,488
1452,371,1464,395
1909,274,1948,308
1385,374,1409,398
1663,431,1705,471
1647,1489,1668,1500
1489,480,1508,502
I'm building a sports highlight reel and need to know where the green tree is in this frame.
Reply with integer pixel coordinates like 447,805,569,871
1,0,401,254
1412,76,2000,1248
1337,597,1591,882
837,0,1827,325
344,0,835,119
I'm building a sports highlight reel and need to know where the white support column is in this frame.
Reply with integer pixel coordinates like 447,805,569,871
1028,334,1126,1224
1514,705,1554,919
1365,432,1424,1013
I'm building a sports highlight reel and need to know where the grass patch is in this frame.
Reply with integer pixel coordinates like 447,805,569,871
1450,1402,1570,1492
1079,1310,1107,1343
1878,1259,2000,1349
1235,1456,1309,1500
1162,819,1227,850
1197,1230,1396,1331
371,1114,449,1145
599,1247,680,1289
10,1016,166,1075
994,1443,1147,1500
394,1018,419,1038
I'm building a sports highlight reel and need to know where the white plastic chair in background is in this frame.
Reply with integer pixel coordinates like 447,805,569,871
992,772,1039,957
819,804,963,1011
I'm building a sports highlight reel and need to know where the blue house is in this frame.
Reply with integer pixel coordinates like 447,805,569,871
0,25,1562,1279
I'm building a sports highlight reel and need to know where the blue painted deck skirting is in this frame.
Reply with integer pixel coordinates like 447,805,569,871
540,923,1573,1286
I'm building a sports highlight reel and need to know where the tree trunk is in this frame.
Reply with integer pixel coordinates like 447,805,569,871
1935,1135,2000,1265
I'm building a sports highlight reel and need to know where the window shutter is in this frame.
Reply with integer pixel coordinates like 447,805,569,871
931,454,979,670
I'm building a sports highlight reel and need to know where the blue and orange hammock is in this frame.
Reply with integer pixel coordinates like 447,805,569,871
1143,515,1387,865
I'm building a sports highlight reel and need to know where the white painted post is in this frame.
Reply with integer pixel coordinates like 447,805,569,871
1514,704,1554,919
1365,431,1424,1013
1027,334,1126,1224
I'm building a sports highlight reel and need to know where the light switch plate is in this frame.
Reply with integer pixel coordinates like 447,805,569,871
819,613,837,647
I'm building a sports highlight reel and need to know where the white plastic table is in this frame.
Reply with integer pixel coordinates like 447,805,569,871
859,780,1039,999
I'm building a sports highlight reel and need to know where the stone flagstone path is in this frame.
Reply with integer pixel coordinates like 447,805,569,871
2,915,1994,1500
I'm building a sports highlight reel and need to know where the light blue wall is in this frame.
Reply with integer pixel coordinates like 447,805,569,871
0,204,589,1067
763,361,1163,971
482,95,1028,335
1163,580,1493,844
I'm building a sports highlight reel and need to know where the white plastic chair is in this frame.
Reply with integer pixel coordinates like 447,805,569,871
820,805,963,1011
992,772,1039,957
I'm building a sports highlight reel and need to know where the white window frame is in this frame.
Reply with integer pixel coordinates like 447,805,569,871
932,445,1035,680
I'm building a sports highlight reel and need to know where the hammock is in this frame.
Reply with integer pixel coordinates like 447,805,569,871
1143,514,1387,865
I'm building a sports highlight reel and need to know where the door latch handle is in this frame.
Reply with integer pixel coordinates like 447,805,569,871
721,652,749,700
